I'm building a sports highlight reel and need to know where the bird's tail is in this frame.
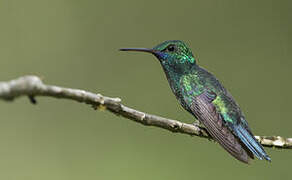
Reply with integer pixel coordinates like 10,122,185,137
234,125,271,162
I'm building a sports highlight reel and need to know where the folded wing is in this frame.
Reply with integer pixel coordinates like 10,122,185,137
189,91,253,163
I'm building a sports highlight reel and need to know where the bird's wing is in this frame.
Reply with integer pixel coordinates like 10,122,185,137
189,90,252,163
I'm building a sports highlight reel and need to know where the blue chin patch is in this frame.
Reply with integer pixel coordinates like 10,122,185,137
154,52,169,60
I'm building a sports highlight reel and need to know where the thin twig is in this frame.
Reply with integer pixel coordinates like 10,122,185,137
0,76,291,149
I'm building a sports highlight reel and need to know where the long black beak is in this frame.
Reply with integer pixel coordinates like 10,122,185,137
119,48,156,54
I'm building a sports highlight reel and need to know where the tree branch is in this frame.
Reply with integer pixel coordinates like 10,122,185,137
0,76,291,149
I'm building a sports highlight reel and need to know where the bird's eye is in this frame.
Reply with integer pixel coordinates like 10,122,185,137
166,44,176,52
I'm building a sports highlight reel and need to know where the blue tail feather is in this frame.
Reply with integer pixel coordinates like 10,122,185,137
234,125,271,162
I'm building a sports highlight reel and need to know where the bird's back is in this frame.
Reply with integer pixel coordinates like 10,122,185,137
175,66,271,163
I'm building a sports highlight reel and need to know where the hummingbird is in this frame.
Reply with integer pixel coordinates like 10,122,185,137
119,40,271,163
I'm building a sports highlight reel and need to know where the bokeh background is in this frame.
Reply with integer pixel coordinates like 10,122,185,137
0,0,291,179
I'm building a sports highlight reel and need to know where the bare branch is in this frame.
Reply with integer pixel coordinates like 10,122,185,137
0,76,291,149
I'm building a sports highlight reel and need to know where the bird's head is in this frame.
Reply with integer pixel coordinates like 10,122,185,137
120,40,196,74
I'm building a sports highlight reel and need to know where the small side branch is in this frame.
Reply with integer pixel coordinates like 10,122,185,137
0,76,291,149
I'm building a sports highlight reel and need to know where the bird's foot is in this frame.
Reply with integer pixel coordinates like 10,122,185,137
192,121,212,140
192,120,202,127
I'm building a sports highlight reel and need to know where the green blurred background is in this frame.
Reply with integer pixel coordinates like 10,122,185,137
0,0,291,179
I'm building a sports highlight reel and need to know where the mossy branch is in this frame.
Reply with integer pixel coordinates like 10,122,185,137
0,76,291,149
